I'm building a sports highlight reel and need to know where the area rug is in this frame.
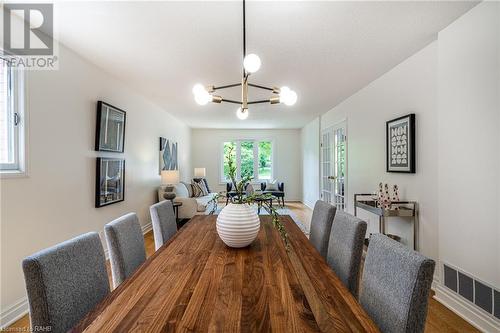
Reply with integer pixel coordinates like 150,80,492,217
211,204,309,236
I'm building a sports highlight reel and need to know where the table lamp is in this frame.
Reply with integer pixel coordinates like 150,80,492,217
194,168,206,178
161,170,180,201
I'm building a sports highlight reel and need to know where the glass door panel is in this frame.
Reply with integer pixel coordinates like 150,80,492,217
332,124,346,211
321,128,333,204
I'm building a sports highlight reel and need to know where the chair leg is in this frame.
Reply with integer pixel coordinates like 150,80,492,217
226,197,229,205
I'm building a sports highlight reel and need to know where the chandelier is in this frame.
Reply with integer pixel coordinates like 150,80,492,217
192,0,298,120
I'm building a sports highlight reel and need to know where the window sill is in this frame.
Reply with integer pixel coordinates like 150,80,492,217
0,169,29,179
218,180,270,186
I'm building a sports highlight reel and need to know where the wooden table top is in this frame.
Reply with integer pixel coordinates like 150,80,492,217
73,215,379,333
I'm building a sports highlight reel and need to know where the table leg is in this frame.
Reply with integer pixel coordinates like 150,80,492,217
413,216,417,251
379,216,386,234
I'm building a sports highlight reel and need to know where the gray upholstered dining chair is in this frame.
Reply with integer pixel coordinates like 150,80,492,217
308,200,337,259
22,232,110,333
326,211,367,297
359,234,435,333
104,213,146,288
149,200,177,251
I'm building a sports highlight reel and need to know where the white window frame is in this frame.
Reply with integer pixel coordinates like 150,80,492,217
219,139,274,184
0,57,28,178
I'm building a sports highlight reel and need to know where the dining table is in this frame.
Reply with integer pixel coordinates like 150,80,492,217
72,215,380,332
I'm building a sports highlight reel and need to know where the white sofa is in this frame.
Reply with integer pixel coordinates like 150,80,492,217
158,183,218,219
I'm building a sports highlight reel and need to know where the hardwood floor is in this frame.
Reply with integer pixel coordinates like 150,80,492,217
7,202,478,332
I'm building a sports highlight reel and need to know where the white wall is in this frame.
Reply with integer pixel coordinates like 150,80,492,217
191,129,302,201
319,42,438,259
437,1,499,288
0,44,191,324
301,118,320,208
303,3,499,329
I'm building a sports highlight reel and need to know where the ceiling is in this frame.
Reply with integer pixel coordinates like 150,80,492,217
52,1,477,129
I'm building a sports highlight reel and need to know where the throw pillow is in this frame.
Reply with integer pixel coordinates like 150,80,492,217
193,177,211,193
197,180,209,196
266,179,278,191
191,181,204,197
202,178,211,193
181,181,193,197
173,183,189,198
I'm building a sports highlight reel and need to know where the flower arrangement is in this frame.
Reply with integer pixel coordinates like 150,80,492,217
209,145,288,247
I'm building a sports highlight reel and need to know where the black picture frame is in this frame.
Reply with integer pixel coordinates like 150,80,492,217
95,101,126,152
386,113,416,173
95,157,125,208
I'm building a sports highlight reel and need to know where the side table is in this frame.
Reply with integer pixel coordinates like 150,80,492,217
172,201,182,222
354,193,418,250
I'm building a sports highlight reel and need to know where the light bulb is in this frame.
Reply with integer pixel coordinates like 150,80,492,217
236,107,249,120
243,54,261,73
284,90,297,106
194,91,211,105
279,86,298,106
192,83,206,96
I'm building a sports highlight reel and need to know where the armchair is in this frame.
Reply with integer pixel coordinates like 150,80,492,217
261,182,285,207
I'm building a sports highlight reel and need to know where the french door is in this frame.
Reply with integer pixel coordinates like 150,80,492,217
321,122,347,211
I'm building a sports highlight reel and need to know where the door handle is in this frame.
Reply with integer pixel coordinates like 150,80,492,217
328,176,337,180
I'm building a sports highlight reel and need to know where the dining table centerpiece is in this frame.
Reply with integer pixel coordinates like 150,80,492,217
209,146,287,248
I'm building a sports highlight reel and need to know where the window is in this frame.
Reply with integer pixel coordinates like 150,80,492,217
221,140,273,182
0,58,26,175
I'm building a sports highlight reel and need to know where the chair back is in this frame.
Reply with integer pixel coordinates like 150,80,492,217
22,232,109,333
360,234,435,333
309,200,337,258
245,183,255,196
105,213,146,288
326,211,366,297
150,200,177,250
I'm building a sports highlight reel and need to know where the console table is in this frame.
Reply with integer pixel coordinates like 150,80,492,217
354,193,418,250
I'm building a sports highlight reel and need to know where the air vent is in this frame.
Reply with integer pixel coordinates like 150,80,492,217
444,264,457,292
458,272,473,302
475,280,493,313
443,263,499,320
494,290,500,320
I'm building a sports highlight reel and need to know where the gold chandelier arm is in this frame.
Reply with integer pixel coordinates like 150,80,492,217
247,83,279,93
247,97,280,105
242,76,248,109
221,98,243,105
213,83,241,91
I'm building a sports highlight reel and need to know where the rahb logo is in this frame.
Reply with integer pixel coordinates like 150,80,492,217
2,3,58,69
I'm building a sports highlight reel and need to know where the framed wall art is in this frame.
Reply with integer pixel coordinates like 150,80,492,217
95,157,125,208
95,101,126,152
159,137,178,174
386,113,415,173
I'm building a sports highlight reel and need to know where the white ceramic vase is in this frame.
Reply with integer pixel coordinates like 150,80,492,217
216,203,260,248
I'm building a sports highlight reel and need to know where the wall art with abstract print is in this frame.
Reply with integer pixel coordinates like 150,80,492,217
95,101,126,152
386,113,415,173
159,137,178,173
96,158,125,208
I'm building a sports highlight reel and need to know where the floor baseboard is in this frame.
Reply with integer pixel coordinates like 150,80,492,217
434,284,500,333
0,298,29,328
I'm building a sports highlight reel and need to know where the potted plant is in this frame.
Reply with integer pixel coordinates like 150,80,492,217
209,146,287,248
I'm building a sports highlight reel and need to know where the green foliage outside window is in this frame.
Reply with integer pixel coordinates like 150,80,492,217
258,141,272,179
240,141,254,179
222,140,272,180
